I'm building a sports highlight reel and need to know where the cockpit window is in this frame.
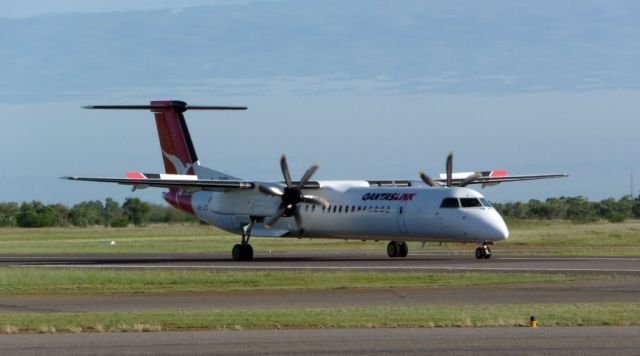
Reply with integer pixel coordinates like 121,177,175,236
479,198,492,208
460,198,483,208
440,198,460,208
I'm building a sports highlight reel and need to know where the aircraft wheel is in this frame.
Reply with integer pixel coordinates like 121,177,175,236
387,241,399,258
232,244,243,261
399,241,408,258
243,244,254,260
475,247,484,260
232,244,254,261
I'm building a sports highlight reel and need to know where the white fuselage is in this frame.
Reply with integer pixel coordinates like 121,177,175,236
178,180,509,243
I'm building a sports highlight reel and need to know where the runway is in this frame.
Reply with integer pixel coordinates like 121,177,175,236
2,327,639,355
2,252,640,274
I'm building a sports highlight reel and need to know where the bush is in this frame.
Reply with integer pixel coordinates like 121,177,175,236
606,212,627,223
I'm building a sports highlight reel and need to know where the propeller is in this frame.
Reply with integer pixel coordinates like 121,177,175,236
419,152,480,188
259,154,330,230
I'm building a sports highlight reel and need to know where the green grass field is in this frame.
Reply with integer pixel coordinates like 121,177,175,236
0,268,611,295
2,303,638,333
0,219,639,256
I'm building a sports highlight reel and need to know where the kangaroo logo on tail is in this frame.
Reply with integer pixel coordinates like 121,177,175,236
162,150,193,175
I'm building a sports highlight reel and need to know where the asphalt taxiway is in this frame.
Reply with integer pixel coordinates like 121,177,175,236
2,327,639,356
2,252,640,274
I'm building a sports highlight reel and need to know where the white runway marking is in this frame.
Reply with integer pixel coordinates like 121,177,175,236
499,257,640,261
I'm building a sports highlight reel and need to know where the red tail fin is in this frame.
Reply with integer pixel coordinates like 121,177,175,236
151,100,198,175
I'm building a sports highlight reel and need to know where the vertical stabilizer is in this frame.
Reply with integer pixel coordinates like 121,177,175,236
151,100,198,175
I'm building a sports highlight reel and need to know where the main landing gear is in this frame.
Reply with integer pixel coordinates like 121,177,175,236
387,241,408,258
232,219,255,261
475,242,492,259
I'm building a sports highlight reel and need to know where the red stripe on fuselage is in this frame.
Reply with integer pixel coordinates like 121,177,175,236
163,190,195,214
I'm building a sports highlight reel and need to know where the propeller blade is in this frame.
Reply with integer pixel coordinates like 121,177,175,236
297,164,319,189
301,195,330,208
280,154,293,188
446,152,453,187
419,171,441,188
458,172,482,187
257,184,284,196
293,210,303,230
264,204,287,228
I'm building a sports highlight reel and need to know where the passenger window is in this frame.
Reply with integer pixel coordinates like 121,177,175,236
312,205,316,212
333,206,337,213
351,206,355,212
440,198,460,208
399,206,403,214
460,198,482,208
305,205,309,212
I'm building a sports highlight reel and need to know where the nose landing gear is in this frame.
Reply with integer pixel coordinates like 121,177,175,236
475,243,492,259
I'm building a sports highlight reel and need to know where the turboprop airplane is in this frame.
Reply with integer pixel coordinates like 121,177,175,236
65,100,567,261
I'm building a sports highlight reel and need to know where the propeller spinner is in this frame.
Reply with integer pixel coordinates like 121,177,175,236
259,155,329,230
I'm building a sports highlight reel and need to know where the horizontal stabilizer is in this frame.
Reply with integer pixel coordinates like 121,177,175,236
83,102,246,111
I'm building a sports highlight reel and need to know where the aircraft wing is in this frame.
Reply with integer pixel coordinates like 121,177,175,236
62,176,256,191
62,172,322,191
436,173,569,187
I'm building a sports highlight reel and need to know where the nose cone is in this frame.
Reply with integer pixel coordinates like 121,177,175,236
485,211,509,241
490,216,509,241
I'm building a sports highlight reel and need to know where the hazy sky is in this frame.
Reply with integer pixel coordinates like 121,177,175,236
2,0,639,205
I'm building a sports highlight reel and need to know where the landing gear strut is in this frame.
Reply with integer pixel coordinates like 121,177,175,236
232,219,255,261
387,241,408,258
475,243,492,260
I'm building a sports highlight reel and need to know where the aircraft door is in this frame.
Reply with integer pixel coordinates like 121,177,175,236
396,202,408,234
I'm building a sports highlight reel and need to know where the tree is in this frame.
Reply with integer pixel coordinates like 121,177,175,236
632,196,640,219
50,203,70,227
69,200,104,227
0,202,19,227
122,197,151,226
16,201,57,228
565,196,598,223
103,198,127,227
